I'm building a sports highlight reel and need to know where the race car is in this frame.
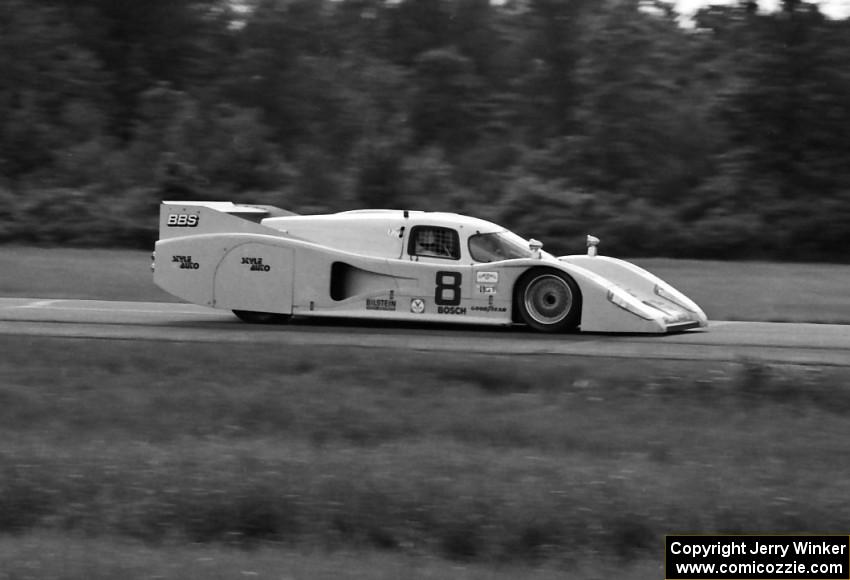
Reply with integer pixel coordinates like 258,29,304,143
152,201,707,333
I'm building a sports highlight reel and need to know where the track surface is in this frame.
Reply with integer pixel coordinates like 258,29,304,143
1,297,849,366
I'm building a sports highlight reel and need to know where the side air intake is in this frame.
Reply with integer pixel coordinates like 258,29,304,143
330,262,398,301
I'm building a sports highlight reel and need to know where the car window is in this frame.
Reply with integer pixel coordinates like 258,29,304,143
408,226,460,260
468,232,533,262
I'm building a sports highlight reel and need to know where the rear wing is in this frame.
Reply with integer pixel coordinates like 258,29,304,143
157,201,296,240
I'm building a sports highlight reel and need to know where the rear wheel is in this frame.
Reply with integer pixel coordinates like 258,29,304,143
232,310,290,324
515,270,581,332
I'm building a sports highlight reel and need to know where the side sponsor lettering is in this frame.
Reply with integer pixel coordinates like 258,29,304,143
172,255,200,269
470,305,507,313
367,298,397,311
167,214,199,227
476,271,499,284
475,271,498,294
241,257,271,272
437,305,467,315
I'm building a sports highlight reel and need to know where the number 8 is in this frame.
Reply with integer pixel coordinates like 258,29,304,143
435,271,461,306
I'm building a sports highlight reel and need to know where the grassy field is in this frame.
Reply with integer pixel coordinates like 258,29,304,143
0,533,660,580
1,246,849,577
1,245,849,322
1,336,850,577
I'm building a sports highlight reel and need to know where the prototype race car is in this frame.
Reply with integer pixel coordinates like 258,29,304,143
152,201,707,333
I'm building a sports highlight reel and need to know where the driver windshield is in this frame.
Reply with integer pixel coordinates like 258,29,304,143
468,231,533,263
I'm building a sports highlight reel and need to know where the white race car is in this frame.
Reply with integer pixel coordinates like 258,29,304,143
153,201,707,333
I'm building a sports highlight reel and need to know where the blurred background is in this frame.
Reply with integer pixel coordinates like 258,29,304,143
1,0,848,260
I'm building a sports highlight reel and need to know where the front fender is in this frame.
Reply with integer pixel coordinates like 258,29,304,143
555,255,707,333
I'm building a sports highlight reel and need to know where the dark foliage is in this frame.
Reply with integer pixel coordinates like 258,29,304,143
0,0,848,260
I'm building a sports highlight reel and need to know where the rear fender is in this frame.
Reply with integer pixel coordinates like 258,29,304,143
154,233,295,313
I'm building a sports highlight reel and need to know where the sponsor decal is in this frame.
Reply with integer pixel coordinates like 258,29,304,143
437,305,467,315
475,271,498,295
410,298,425,314
476,271,499,284
241,256,271,272
172,255,199,269
367,298,396,311
167,213,199,227
471,305,507,313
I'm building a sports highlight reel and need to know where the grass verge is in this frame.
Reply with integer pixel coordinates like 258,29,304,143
1,336,849,575
0,532,661,580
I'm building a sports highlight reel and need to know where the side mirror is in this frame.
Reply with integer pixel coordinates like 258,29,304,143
586,235,600,257
528,238,543,259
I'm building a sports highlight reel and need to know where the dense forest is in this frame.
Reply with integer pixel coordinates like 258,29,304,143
0,0,848,260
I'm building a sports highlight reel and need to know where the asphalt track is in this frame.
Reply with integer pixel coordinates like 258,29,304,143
1,297,849,366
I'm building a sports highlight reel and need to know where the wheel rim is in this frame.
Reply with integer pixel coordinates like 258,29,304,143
523,274,573,326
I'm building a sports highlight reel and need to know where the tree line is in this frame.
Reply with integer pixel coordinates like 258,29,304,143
1,0,848,260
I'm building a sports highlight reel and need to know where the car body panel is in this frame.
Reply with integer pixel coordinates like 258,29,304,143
153,201,708,333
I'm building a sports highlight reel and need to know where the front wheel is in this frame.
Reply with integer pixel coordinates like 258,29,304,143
515,270,581,333
232,310,290,324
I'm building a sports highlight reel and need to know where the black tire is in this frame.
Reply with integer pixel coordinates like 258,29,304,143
515,270,581,332
232,310,290,324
